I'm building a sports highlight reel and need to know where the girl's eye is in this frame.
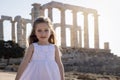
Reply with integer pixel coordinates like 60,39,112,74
45,30,49,32
38,30,42,32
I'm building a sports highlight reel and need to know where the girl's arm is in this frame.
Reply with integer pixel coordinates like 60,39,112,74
15,44,34,80
55,45,65,80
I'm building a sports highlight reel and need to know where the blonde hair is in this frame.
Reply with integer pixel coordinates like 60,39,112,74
28,16,56,45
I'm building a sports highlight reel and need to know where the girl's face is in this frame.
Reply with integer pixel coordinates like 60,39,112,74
35,23,51,44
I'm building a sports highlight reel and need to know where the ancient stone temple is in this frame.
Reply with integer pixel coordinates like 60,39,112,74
0,15,32,48
31,1,100,49
0,1,110,51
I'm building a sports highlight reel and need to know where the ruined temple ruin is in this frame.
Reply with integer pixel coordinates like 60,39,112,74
2,1,120,77
0,1,110,51
0,15,32,48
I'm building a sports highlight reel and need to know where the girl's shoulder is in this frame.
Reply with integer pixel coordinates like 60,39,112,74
25,43,34,55
51,44,57,48
53,44,61,51
27,43,34,51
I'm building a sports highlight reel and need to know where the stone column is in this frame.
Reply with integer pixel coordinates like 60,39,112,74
60,8,66,47
11,21,16,42
48,7,53,21
30,8,34,23
17,18,22,47
78,27,82,48
0,19,4,40
83,12,89,48
94,14,99,49
32,3,41,21
40,7,44,16
70,27,74,47
22,22,27,48
71,10,78,47
104,42,109,50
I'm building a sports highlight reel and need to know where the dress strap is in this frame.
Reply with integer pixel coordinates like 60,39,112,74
32,42,37,47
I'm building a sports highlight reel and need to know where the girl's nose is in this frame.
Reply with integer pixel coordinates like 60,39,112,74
41,31,46,35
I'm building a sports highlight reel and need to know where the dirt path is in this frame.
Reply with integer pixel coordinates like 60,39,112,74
0,71,16,80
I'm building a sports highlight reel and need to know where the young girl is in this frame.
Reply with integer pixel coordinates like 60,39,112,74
15,16,64,80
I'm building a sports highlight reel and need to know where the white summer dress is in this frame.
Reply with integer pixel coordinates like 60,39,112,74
20,43,61,80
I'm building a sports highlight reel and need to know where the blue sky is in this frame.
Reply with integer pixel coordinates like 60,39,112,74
0,0,120,56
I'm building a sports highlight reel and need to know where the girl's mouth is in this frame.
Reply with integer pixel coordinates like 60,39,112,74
40,37,46,38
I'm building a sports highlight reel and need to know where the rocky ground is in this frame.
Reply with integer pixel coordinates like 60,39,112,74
62,48,120,76
65,72,120,80
0,70,120,80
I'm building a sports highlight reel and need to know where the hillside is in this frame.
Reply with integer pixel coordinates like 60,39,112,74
62,48,120,77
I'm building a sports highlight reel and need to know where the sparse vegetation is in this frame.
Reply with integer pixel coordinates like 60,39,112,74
0,40,25,65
